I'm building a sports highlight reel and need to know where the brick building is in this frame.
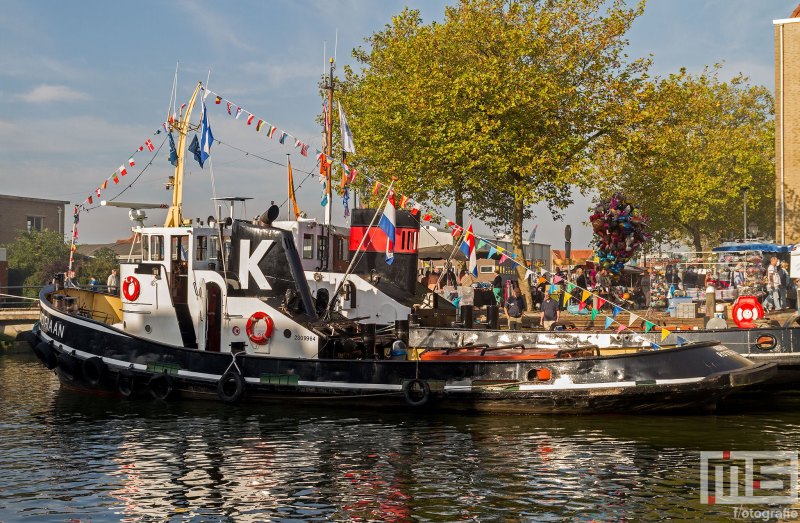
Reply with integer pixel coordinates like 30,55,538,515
774,6,800,244
0,194,70,245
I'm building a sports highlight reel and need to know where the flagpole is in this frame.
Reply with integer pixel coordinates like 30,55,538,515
323,56,335,270
287,154,292,221
326,181,395,315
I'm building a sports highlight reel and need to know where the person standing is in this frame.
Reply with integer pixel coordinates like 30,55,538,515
540,292,560,330
107,268,119,295
504,286,526,330
779,261,790,310
766,256,782,311
492,268,503,306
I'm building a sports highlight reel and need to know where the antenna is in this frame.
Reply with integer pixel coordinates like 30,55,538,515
101,200,169,228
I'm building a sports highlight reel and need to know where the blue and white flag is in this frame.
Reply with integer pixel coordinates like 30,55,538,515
199,102,214,168
338,101,356,154
378,192,396,265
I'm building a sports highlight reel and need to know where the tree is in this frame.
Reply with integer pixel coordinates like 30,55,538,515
339,0,650,307
3,229,70,296
596,67,775,251
76,247,119,286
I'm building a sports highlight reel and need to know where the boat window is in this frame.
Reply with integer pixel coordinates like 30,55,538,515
142,235,150,261
151,235,164,261
209,236,219,262
317,235,327,261
303,234,313,259
171,236,188,261
337,237,349,262
196,236,207,261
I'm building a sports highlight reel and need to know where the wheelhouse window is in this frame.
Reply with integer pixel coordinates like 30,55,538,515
196,236,207,261
337,237,349,262
26,216,43,232
151,235,164,261
317,235,327,261
142,235,150,261
303,234,314,259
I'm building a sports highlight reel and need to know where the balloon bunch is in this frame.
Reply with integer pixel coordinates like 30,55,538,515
589,192,650,275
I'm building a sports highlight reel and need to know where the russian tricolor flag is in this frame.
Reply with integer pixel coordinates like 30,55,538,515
378,192,396,265
460,222,477,276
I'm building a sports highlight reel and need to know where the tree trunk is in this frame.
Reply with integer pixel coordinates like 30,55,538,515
511,190,533,311
454,193,465,227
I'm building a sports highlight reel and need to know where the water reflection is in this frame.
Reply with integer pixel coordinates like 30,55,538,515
1,354,799,522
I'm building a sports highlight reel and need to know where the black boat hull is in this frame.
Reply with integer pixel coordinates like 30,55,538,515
32,299,776,415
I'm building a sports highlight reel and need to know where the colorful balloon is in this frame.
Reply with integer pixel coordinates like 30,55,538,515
590,192,650,275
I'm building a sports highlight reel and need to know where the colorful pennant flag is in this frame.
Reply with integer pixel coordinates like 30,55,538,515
644,321,655,333
562,292,572,307
226,101,232,115
113,174,119,184
597,297,606,309
247,114,254,125
372,181,381,195
118,165,127,176
145,139,154,152
128,158,135,167
487,246,497,259
256,120,265,131
617,324,627,333
628,313,640,327
581,290,591,302
422,213,432,221
604,316,613,329
279,132,288,144
612,305,621,317
553,275,563,284
661,328,670,342
267,125,277,138
214,96,221,104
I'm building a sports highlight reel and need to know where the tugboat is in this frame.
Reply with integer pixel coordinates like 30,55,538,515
28,82,776,414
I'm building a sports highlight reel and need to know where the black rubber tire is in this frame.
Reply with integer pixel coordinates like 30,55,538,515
217,371,246,404
117,369,136,398
32,341,57,370
147,374,174,401
403,379,430,407
784,313,800,328
56,351,79,380
82,357,107,387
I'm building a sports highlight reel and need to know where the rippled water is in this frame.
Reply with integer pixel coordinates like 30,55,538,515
2,354,800,522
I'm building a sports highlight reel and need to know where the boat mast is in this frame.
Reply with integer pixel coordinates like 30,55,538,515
323,57,335,269
164,82,203,228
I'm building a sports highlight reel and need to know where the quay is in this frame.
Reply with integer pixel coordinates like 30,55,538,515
0,308,38,354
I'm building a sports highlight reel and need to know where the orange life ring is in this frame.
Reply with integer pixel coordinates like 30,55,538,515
246,312,274,345
122,276,140,301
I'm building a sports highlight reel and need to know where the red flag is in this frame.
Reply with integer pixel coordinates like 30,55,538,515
597,297,607,309
119,165,127,176
423,213,432,221
399,195,409,208
411,207,420,216
145,139,154,152
87,195,93,204
96,188,101,198
113,174,119,184
214,96,221,104
247,114,254,125
372,181,381,195
447,220,455,228
138,145,144,152
226,101,232,115
300,144,309,157
128,158,135,167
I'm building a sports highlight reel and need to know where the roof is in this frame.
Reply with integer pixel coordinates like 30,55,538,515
75,237,139,258
0,193,70,205
418,245,466,261
551,249,594,262
712,242,791,253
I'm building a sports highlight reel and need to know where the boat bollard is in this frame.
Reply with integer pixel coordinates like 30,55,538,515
487,305,499,329
460,305,474,329
394,319,410,344
363,323,377,357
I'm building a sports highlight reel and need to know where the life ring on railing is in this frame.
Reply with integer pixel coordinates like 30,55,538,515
122,276,141,301
403,379,430,407
246,312,274,345
217,371,246,404
82,356,108,387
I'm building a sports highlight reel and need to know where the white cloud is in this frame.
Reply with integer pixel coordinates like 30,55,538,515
20,84,89,103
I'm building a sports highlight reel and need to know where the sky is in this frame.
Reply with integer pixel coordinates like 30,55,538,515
0,0,796,251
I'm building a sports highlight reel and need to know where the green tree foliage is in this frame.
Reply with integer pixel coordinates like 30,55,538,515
596,67,775,251
75,247,119,286
3,229,70,295
339,0,650,305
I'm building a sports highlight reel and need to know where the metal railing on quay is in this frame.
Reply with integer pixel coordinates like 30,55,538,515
0,285,44,309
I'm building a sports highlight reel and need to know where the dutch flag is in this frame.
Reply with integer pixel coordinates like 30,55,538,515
460,222,477,276
378,192,396,265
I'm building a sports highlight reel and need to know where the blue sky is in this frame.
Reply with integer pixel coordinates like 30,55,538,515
0,0,796,249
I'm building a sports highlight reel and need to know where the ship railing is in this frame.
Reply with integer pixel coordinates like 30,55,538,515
0,285,44,309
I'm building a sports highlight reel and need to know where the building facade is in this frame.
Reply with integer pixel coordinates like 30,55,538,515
0,194,70,245
774,7,800,244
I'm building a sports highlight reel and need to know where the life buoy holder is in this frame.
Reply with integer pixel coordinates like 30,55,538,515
403,379,430,407
122,276,141,301
732,296,764,329
246,312,274,345
217,371,246,404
